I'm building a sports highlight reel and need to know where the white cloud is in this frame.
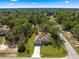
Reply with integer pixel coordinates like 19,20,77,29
32,2,36,5
11,0,18,2
10,3,14,5
65,0,70,3
8,3,14,5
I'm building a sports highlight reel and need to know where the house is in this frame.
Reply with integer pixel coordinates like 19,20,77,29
34,34,50,46
0,28,5,36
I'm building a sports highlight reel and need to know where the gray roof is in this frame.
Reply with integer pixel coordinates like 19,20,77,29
34,34,50,43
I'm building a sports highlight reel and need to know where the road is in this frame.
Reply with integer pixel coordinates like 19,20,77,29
59,33,79,59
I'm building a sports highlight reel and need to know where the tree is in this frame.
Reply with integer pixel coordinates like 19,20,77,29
48,25,61,35
18,42,26,53
5,31,15,45
72,24,79,41
39,20,60,35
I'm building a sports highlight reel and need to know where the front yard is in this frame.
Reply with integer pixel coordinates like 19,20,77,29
40,33,67,58
40,45,67,57
18,33,68,58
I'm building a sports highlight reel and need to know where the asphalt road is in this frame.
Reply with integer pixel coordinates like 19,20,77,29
59,33,79,59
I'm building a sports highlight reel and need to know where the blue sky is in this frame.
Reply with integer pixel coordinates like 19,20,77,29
0,0,79,8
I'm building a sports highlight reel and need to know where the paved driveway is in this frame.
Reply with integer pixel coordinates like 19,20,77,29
32,46,40,58
59,33,79,59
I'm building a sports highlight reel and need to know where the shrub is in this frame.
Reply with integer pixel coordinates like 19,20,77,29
18,43,26,53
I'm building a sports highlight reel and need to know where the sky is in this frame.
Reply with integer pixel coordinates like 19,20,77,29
0,0,79,8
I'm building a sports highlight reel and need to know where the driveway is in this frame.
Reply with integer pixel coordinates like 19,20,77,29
32,46,41,58
59,33,79,59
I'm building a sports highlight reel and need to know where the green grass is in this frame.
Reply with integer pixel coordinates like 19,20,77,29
27,34,35,57
17,34,35,57
62,31,79,54
40,45,67,57
40,33,67,57
17,50,28,57
0,36,5,44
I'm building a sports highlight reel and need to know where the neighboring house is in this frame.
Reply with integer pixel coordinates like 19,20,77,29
34,34,50,46
0,28,5,36
0,25,10,36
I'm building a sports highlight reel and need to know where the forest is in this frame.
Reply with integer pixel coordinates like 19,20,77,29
0,8,79,57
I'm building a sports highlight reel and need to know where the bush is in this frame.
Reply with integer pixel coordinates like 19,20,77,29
18,43,26,53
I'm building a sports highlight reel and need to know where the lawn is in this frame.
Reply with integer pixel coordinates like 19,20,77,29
40,45,67,57
0,36,5,44
17,49,28,57
17,34,35,57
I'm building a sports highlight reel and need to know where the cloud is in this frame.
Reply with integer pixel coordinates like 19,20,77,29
8,3,14,5
32,2,36,5
11,0,18,2
10,3,14,5
65,0,70,3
